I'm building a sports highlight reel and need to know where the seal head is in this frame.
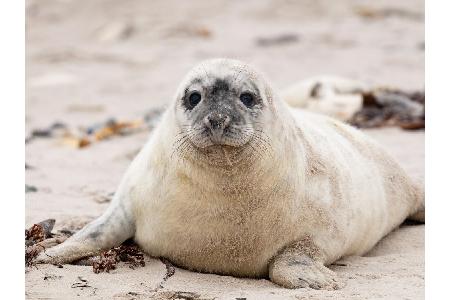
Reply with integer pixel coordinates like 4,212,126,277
172,59,275,166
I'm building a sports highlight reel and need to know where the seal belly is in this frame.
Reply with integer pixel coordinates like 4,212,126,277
134,187,300,277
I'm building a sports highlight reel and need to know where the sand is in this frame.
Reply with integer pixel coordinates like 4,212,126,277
25,0,424,299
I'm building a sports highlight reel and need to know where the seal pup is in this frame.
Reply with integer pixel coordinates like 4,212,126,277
36,59,424,289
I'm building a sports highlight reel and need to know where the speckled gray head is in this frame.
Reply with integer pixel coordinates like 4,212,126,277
173,59,275,155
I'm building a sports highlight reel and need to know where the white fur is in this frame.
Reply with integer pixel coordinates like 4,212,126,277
116,60,423,277
37,59,424,281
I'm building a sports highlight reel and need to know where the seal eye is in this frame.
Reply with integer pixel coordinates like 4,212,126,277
188,92,201,109
240,93,255,108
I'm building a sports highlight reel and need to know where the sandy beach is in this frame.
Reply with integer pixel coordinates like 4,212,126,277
26,0,424,299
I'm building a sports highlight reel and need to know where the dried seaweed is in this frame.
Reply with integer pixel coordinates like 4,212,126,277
92,250,117,273
25,219,55,246
256,33,300,47
25,224,45,245
165,24,212,39
26,122,68,143
349,89,425,130
25,245,42,267
152,258,176,292
354,6,423,21
62,108,164,148
25,108,164,148
155,291,202,300
71,276,91,288
25,219,56,266
92,240,145,273
24,220,145,274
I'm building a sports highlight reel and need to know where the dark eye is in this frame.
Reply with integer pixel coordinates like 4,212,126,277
240,93,255,108
187,92,201,109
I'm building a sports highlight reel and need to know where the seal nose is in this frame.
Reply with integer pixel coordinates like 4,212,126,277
204,113,231,132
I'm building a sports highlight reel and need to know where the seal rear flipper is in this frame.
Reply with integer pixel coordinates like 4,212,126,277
408,197,425,223
408,208,425,223
407,184,425,223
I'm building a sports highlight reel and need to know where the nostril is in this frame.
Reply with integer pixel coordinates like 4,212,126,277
203,115,214,129
204,114,230,130
223,115,231,128
209,117,220,129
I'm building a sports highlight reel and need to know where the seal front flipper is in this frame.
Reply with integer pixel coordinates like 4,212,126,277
269,238,343,290
35,196,135,265
34,118,153,265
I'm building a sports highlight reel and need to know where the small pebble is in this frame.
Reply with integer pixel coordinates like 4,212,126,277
26,185,38,193
31,129,52,138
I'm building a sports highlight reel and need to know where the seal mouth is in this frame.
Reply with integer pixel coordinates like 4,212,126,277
173,125,271,168
172,123,264,166
206,128,236,146
198,126,252,148
206,128,225,144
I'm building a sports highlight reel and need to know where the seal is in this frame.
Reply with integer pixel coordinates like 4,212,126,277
36,58,424,290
